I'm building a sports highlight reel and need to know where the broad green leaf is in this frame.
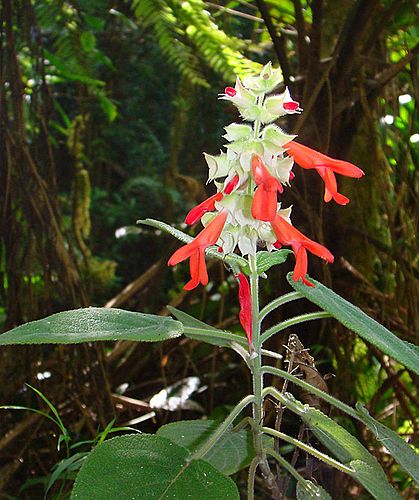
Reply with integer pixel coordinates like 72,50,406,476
296,480,332,499
287,274,419,375
167,306,247,347
287,397,400,499
356,403,419,483
0,308,183,345
138,218,248,274
157,419,254,475
71,434,239,499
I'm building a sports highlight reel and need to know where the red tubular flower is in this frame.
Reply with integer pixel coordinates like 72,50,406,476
285,141,364,205
237,273,252,346
185,192,223,225
251,155,283,222
169,211,228,290
271,214,334,287
224,175,239,194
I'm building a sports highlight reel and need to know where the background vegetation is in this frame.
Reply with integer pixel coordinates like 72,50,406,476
0,0,417,497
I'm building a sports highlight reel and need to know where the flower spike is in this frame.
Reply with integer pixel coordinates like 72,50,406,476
168,211,228,290
286,141,364,205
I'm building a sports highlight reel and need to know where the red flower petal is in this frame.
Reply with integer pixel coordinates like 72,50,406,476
251,155,283,222
184,192,223,225
237,273,252,345
286,141,364,177
283,101,300,111
168,211,227,290
271,214,334,286
252,185,278,221
224,175,239,194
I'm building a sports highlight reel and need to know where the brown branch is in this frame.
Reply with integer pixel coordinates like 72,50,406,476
255,0,291,87
292,0,307,68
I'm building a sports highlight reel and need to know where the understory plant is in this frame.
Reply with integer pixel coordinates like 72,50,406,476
1,63,418,499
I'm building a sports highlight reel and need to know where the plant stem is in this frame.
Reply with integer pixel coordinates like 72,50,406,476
260,311,332,344
249,254,263,455
247,456,259,500
265,448,316,495
262,366,359,419
191,394,255,460
259,291,303,323
182,326,248,347
248,254,278,492
262,427,354,475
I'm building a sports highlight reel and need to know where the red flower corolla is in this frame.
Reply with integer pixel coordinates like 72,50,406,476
184,175,239,225
224,175,239,194
251,155,283,222
271,214,334,287
237,273,252,345
185,192,223,225
285,141,364,205
169,211,228,290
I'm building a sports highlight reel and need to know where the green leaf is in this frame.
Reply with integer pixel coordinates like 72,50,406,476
288,398,400,499
46,453,87,497
287,274,419,375
138,218,248,274
0,308,183,345
356,403,419,483
71,434,239,499
97,93,118,122
157,419,255,476
80,31,96,52
296,480,332,499
255,250,292,274
167,306,247,347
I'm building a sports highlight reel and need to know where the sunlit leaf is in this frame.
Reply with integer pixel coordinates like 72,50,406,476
0,308,183,345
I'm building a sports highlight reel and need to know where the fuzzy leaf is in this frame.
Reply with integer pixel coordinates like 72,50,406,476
356,403,419,483
71,434,239,499
287,274,419,375
0,308,183,345
157,419,255,476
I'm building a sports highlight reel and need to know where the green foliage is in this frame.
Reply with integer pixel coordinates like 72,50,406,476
287,274,419,375
71,434,239,499
0,308,183,345
132,0,261,86
168,305,247,347
355,403,419,484
157,419,256,475
285,396,401,499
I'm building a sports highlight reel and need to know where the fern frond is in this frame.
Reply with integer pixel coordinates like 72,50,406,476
133,0,208,87
132,0,261,86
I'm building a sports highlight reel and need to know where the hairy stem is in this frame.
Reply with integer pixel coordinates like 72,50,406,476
191,394,255,460
262,366,359,419
259,291,303,323
260,311,331,344
262,427,354,475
